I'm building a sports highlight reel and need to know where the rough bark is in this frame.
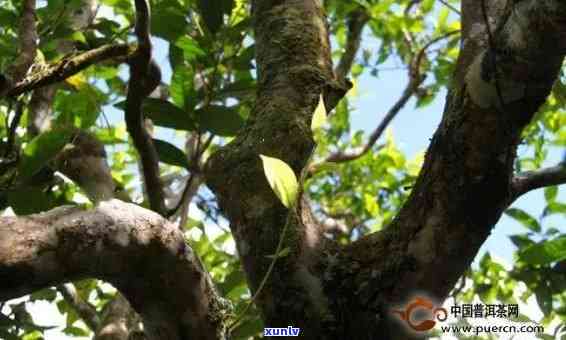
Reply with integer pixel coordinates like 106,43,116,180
204,0,351,337
0,200,229,340
339,1,566,338
207,0,566,339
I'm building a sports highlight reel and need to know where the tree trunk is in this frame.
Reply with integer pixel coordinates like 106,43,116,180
207,1,566,339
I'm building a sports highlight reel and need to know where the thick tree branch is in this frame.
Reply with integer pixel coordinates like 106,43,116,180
341,1,566,337
3,44,133,99
509,163,566,203
0,200,228,340
125,0,166,215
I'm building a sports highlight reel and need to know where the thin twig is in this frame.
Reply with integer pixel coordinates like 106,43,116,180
57,284,100,331
310,30,459,173
168,134,214,221
438,0,461,15
228,208,294,333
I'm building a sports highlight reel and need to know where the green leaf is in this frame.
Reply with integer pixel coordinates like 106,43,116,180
30,288,57,302
534,285,553,316
62,326,89,337
143,98,197,131
170,64,195,110
196,105,244,136
174,36,205,61
218,269,246,296
54,87,102,129
544,186,558,203
18,129,73,181
116,98,197,131
311,94,327,133
509,234,535,249
519,236,566,265
259,154,299,208
153,138,190,169
543,202,566,216
504,208,541,232
151,6,187,40
197,0,224,34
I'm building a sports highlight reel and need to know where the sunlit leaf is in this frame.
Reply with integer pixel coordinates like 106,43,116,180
260,154,298,208
311,94,327,132
519,236,566,265
174,36,205,61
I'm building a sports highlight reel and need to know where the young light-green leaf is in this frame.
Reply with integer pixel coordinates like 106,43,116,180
311,94,327,132
259,154,299,208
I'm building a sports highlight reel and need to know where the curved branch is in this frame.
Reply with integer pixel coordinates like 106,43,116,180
334,7,370,82
125,0,166,215
508,163,566,204
0,200,228,339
